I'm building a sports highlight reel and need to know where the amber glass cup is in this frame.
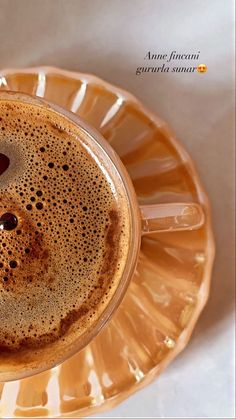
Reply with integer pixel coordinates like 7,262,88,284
0,92,204,382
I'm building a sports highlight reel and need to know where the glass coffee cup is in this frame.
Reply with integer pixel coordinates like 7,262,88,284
0,92,204,382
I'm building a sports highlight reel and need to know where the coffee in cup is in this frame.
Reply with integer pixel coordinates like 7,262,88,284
0,93,131,378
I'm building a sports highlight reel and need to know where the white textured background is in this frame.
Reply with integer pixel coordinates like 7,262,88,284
0,0,235,417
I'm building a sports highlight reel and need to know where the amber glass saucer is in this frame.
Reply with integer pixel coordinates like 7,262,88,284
0,67,215,418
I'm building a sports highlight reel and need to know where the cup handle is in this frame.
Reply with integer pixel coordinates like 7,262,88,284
140,202,205,234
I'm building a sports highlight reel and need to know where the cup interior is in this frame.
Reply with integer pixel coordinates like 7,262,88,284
0,91,141,382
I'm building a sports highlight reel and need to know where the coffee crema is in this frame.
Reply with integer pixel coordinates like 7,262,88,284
0,97,129,370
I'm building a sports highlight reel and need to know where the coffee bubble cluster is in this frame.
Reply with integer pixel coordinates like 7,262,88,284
0,99,129,355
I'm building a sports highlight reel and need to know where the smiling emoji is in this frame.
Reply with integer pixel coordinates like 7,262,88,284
197,64,207,73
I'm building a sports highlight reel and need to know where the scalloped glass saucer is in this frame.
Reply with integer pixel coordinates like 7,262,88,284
0,67,215,418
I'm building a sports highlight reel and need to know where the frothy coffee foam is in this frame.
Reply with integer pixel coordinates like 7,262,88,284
0,97,129,369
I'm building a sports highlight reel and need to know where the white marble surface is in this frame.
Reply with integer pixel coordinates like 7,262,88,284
0,0,235,417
